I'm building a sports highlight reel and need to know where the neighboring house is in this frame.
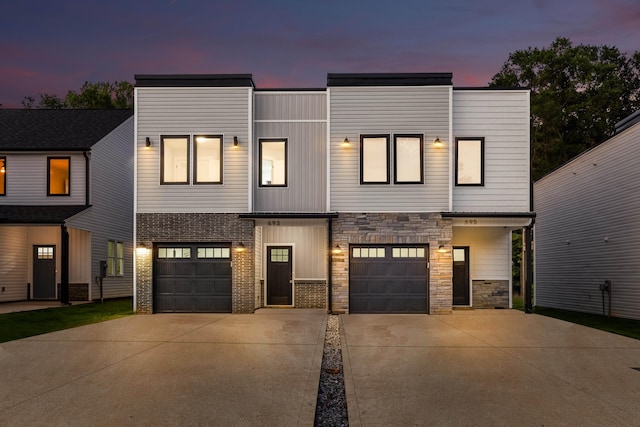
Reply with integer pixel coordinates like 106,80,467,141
534,110,640,321
0,109,134,303
134,73,532,314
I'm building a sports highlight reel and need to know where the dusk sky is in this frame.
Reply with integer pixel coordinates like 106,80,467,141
1,0,639,108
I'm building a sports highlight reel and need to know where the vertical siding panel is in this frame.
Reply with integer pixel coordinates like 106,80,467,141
534,123,640,320
329,86,450,212
452,90,530,212
452,227,510,280
261,224,327,279
136,87,250,213
0,227,29,301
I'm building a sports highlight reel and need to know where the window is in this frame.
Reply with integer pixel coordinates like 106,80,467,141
161,136,190,184
37,246,54,259
0,157,5,196
48,157,70,195
157,247,192,259
107,240,124,276
394,135,423,184
360,135,389,184
194,135,223,184
197,247,230,258
270,248,289,262
392,247,426,258
455,138,484,186
352,247,386,258
259,139,287,186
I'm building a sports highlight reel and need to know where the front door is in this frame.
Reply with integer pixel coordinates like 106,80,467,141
266,246,293,305
33,245,56,299
452,246,470,306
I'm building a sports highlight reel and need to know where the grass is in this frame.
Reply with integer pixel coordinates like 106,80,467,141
0,298,134,343
512,293,640,341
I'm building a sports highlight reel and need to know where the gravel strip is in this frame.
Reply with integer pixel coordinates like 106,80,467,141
314,314,348,426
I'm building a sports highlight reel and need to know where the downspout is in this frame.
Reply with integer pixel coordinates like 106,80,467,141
60,223,70,305
524,218,534,314
83,151,91,206
327,218,333,314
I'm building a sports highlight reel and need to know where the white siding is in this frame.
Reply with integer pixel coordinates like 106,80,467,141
136,87,251,213
0,226,28,301
534,123,640,320
26,226,60,297
68,118,134,298
452,227,511,280
1,153,87,205
68,228,91,284
255,91,326,121
329,86,450,212
452,90,530,212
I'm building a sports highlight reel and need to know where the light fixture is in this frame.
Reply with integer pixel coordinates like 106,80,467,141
332,244,342,254
236,242,246,252
233,136,239,147
145,137,152,148
0,165,5,174
136,244,151,255
342,137,350,147
433,137,442,147
437,245,448,253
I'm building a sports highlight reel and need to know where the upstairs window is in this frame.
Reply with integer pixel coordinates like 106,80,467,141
0,157,5,195
48,157,70,196
259,139,287,187
455,137,484,186
394,135,423,184
360,135,389,184
161,136,190,184
194,135,223,184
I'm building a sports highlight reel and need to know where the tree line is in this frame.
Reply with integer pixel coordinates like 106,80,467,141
20,81,134,110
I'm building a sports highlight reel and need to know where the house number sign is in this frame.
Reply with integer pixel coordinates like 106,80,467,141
464,219,478,225
267,220,281,226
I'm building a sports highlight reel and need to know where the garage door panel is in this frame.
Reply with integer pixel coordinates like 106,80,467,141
154,244,232,313
350,245,428,314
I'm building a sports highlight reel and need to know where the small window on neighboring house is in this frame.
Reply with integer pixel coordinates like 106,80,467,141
360,135,390,184
394,135,424,184
48,157,70,195
194,135,223,184
161,136,190,184
455,138,484,186
0,157,5,196
259,139,287,187
107,240,124,276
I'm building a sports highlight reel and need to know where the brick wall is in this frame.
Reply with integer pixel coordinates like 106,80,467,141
331,213,453,314
135,213,254,313
295,280,327,309
472,280,509,308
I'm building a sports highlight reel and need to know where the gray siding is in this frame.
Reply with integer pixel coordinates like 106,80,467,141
452,227,511,280
1,153,87,205
534,123,640,320
0,226,28,301
329,86,450,212
254,92,327,212
452,90,530,212
136,87,251,213
68,118,134,298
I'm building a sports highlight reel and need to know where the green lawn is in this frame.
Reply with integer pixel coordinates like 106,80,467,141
0,298,134,343
512,294,640,341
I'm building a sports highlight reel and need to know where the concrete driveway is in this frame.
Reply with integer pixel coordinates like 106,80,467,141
0,309,326,426
341,310,640,426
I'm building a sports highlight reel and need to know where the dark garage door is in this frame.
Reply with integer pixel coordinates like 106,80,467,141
350,245,429,313
154,243,232,313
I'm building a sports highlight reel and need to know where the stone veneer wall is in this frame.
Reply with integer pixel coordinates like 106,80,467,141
135,213,254,314
472,280,509,308
295,280,327,309
331,213,453,314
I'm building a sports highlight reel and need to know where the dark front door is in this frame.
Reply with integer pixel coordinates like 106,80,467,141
452,247,470,306
266,246,293,305
33,245,56,299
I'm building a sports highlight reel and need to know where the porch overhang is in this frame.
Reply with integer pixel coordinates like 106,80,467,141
0,205,90,224
441,212,536,228
239,212,339,219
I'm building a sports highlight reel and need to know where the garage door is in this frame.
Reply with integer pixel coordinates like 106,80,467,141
154,244,232,313
350,245,428,313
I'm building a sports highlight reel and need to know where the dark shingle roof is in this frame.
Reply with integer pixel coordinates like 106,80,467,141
0,205,90,224
0,109,133,151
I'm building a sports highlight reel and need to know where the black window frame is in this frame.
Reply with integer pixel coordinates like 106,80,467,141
258,138,288,187
193,134,223,185
393,134,424,184
0,156,5,196
455,137,485,186
360,134,390,185
47,156,71,196
160,135,191,185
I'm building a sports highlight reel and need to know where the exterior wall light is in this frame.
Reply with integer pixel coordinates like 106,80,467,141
236,242,246,252
136,244,151,255
437,245,448,253
233,136,239,147
433,137,442,147
145,137,152,148
342,137,350,147
332,244,342,254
